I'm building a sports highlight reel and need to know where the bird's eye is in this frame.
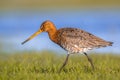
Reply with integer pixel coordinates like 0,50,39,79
40,26,45,31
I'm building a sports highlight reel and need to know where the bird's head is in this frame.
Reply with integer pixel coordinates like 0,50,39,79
21,20,56,45
40,20,56,32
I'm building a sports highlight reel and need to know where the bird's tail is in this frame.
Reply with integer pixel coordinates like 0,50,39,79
108,41,113,46
97,41,113,48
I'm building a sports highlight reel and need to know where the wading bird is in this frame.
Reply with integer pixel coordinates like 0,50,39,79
22,20,113,72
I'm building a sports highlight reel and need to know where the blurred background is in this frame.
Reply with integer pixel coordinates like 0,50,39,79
0,0,120,54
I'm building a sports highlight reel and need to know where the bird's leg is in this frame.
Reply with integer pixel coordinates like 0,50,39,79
59,53,70,72
84,52,94,70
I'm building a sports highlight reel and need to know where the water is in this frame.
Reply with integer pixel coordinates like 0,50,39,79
0,10,120,53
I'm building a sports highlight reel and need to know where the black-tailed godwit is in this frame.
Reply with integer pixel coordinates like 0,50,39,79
22,20,113,72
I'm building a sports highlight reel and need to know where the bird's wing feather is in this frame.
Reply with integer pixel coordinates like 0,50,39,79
59,28,110,49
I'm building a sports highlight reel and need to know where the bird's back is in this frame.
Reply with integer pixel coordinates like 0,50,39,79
55,28,113,53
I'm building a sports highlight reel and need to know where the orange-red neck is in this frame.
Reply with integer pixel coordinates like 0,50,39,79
47,25,58,43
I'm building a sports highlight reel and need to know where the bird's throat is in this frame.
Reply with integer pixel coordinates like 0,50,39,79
47,27,57,42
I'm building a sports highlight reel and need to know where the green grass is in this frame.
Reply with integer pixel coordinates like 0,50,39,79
0,51,120,80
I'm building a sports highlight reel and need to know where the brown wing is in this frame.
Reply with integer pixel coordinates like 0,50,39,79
58,28,112,49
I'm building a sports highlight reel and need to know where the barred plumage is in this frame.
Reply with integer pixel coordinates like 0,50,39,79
53,28,113,53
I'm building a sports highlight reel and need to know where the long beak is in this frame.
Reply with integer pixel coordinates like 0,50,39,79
21,29,42,45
